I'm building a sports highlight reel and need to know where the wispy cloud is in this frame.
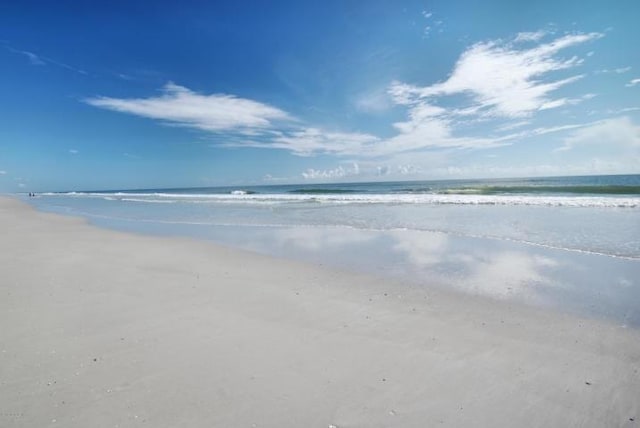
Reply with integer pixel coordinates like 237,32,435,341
227,127,381,156
299,161,423,182
496,123,589,144
69,149,79,155
389,31,603,117
626,78,640,87
5,45,87,74
12,48,46,65
44,57,87,75
85,82,293,133
86,82,382,157
539,93,597,111
514,30,547,43
596,66,631,74
372,31,605,157
374,164,421,176
371,108,509,154
557,116,640,151
0,170,7,175
421,10,443,37
353,88,392,113
232,120,502,158
83,30,610,160
496,120,530,132
302,163,360,180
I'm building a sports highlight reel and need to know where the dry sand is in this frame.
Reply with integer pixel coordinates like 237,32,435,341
1,196,639,427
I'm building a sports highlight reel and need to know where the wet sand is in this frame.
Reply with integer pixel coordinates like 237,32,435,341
1,196,639,427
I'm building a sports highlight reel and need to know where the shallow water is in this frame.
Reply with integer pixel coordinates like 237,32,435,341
25,175,640,326
60,218,639,327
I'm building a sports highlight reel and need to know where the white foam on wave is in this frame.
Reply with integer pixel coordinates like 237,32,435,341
51,192,640,207
45,191,640,208
120,198,177,204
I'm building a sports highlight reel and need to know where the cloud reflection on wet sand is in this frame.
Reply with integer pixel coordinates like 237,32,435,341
232,226,638,325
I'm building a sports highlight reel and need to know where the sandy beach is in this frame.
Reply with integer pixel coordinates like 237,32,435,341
1,195,639,427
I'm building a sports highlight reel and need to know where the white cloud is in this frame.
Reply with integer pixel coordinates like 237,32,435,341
539,93,595,111
496,120,530,132
228,31,603,158
514,30,547,43
281,129,378,156
6,45,87,74
85,82,292,133
626,78,640,87
354,88,392,113
421,11,440,37
496,123,589,144
396,164,420,175
389,32,602,118
299,161,422,181
0,170,7,175
377,108,508,154
368,31,606,159
387,81,419,105
301,162,360,180
262,173,294,183
229,127,380,157
558,116,640,151
249,103,510,157
85,83,384,157
525,123,588,137
16,49,45,65
69,149,79,155
596,66,631,74
539,98,570,110
403,159,633,180
81,31,609,161
52,60,87,75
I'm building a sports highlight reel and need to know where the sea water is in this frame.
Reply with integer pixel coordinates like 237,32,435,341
26,174,640,325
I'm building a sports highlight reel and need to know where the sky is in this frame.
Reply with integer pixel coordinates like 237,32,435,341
1,0,639,191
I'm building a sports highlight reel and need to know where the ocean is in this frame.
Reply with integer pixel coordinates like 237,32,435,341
25,174,640,325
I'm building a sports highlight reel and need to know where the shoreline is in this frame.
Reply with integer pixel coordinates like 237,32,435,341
26,192,640,326
1,196,639,427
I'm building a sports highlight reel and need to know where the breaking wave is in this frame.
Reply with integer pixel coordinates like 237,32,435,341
40,191,640,208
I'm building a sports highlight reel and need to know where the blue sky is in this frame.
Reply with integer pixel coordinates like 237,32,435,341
1,0,639,191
